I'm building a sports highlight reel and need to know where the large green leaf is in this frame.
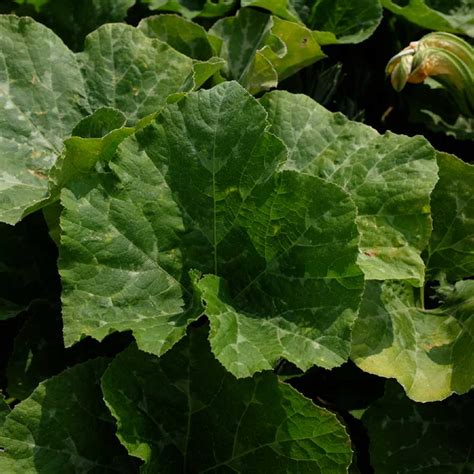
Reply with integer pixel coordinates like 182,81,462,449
260,91,438,285
0,358,136,473
0,16,202,225
363,382,474,473
351,279,474,402
210,8,325,94
0,16,89,225
427,153,474,281
101,326,353,472
60,81,363,375
382,0,474,37
78,24,195,124
143,0,236,18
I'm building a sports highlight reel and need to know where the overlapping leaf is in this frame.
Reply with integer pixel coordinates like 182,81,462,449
382,0,474,37
210,8,325,93
0,359,137,473
260,90,438,285
0,16,208,225
143,0,237,18
242,0,384,44
351,153,474,401
363,382,474,473
101,326,353,472
59,81,363,375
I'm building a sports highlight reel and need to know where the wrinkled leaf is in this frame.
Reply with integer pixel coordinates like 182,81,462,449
351,279,474,402
382,0,474,37
102,326,353,472
260,90,438,285
363,382,474,473
0,16,89,225
60,81,363,375
0,358,136,473
427,152,474,280
78,24,195,124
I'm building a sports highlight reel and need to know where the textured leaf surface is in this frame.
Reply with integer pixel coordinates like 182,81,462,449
78,24,195,124
60,81,363,375
351,279,474,401
0,15,89,224
427,153,474,280
0,358,136,473
261,91,438,285
382,0,474,37
138,14,214,60
363,382,474,473
210,8,324,93
143,0,236,18
102,327,353,473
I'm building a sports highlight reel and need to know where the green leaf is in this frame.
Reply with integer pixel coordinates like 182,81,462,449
59,134,193,356
0,358,136,473
242,0,383,44
142,0,237,19
78,24,195,124
101,326,353,472
260,90,438,285
382,0,474,37
363,382,474,473
210,8,325,94
306,0,383,44
21,0,136,51
60,81,363,375
0,398,9,428
351,279,474,401
427,153,474,281
0,16,89,225
241,0,301,22
138,14,214,60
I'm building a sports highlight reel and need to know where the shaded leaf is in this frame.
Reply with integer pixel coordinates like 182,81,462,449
142,0,236,18
6,302,64,400
363,382,474,473
0,358,137,473
101,326,353,473
210,8,325,93
260,90,438,285
382,0,474,37
427,152,474,281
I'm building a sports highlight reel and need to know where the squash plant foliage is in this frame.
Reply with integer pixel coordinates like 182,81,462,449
0,1,473,472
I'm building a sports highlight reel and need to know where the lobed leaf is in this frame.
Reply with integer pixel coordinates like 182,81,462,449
260,90,438,286
101,326,353,472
